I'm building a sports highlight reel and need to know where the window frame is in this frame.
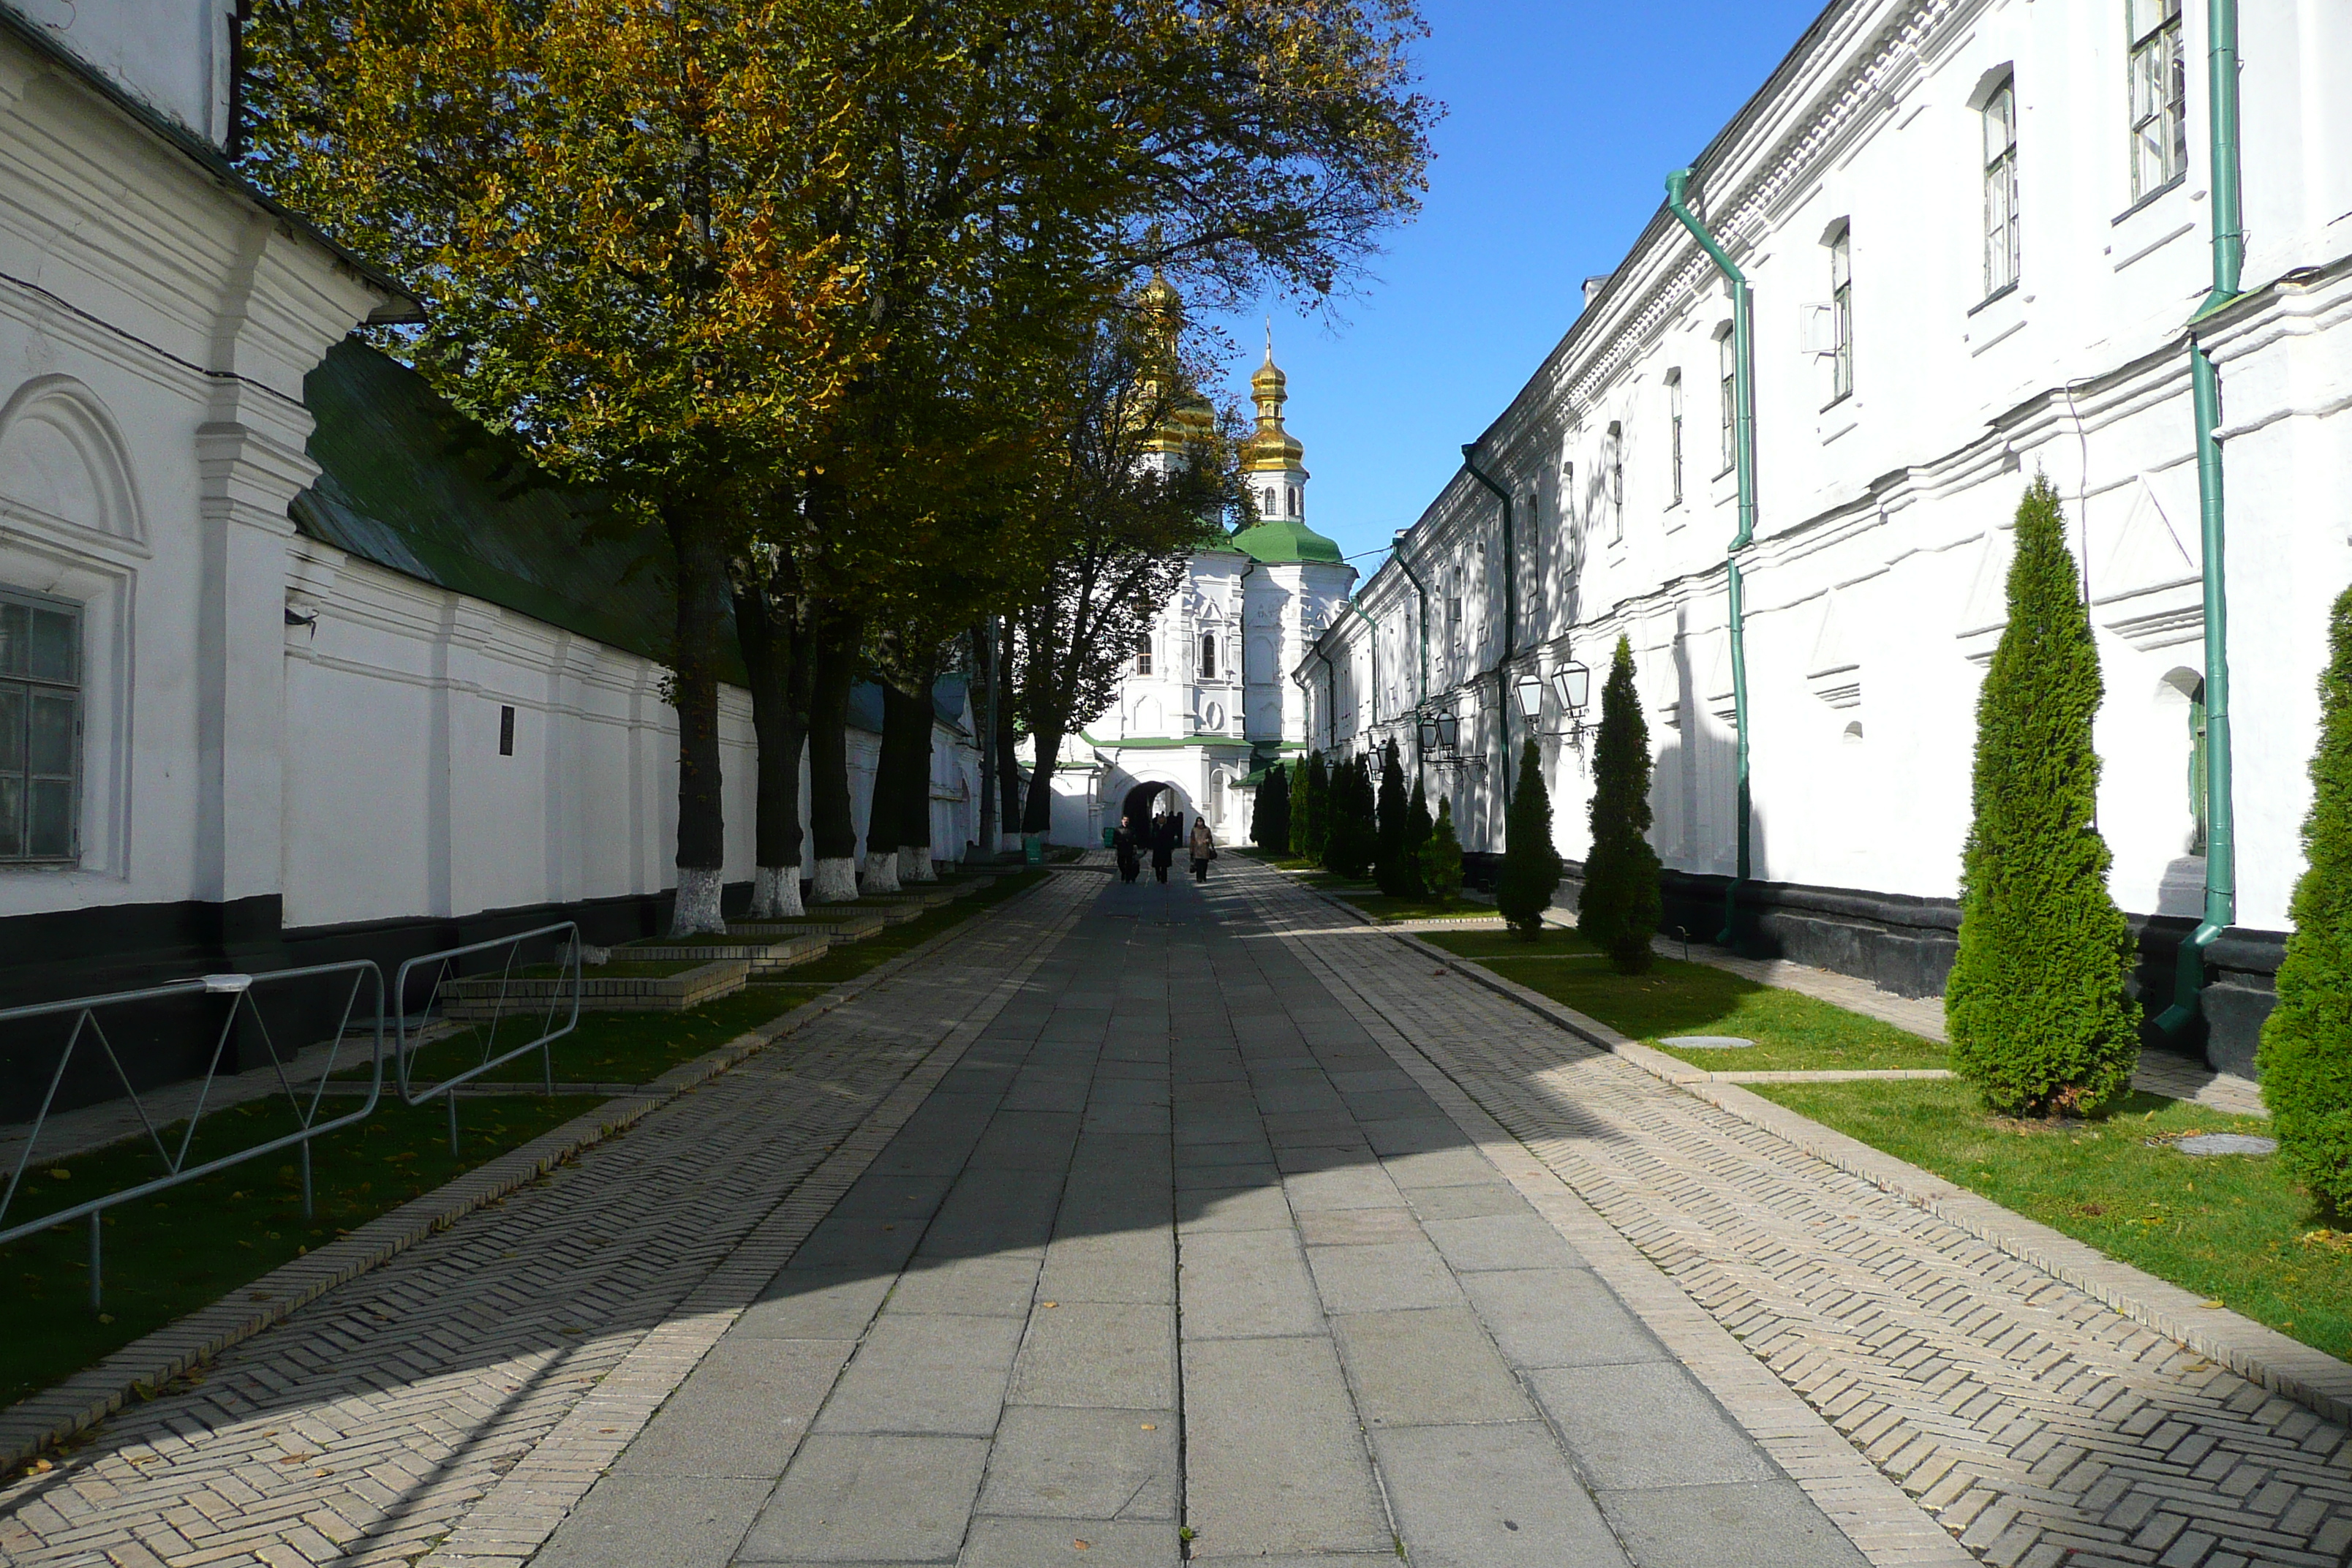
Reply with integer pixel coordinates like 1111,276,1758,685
1665,369,1684,508
1981,78,2021,300
1716,326,1737,476
1605,421,1625,544
2129,0,2187,202
1136,636,1153,677
0,584,83,865
1827,225,1855,406
1199,630,1217,681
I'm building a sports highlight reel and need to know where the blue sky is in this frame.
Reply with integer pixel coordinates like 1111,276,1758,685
1204,0,1828,570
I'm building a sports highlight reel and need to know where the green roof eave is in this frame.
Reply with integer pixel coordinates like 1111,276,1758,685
1230,518,1344,565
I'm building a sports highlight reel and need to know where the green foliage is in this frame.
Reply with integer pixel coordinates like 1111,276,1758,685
1579,636,1662,973
1253,759,1292,852
1496,739,1563,938
1296,754,1327,862
1420,796,1465,904
1946,478,2140,1117
1406,777,1435,896
1375,741,1420,897
2262,583,2352,1215
1324,755,1376,881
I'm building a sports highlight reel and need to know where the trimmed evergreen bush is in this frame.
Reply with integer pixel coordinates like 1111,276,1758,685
1946,476,2140,1117
1375,741,1416,896
1253,761,1291,853
1421,795,1464,904
1496,738,1563,939
2261,582,2352,1215
1579,636,1662,973
1326,755,1376,881
1297,753,1328,863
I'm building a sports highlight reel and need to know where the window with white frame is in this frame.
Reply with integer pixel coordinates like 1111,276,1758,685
1828,225,1854,403
1,587,80,863
1665,370,1684,506
1716,325,1736,473
1286,485,1300,517
1982,77,2020,296
1135,636,1153,676
1199,631,1218,680
2129,0,2187,200
1605,421,1624,543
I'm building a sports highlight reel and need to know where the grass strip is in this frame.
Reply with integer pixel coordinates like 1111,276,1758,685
1283,868,1488,924
1748,1077,2352,1360
0,1093,603,1406
1424,928,1949,1073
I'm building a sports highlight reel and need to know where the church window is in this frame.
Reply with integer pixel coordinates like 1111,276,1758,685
1262,485,1278,516
1716,325,1736,475
0,587,80,862
2129,0,2186,200
1136,636,1153,676
1199,632,1218,680
1827,224,1854,404
2188,676,2209,854
1665,370,1684,507
1287,486,1299,518
1982,78,2021,297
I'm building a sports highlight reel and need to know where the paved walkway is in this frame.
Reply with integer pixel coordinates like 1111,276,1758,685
1,860,2342,1567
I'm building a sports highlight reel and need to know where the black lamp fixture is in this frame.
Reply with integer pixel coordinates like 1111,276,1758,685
1552,657,1594,748
1433,706,1461,754
1417,714,1440,754
1511,671,1545,721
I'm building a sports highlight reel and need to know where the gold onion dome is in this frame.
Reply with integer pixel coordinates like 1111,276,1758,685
1240,328,1304,475
1135,270,1213,456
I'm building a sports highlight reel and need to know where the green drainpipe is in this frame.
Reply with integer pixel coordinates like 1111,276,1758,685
1391,536,1433,796
1665,168,1757,946
2157,0,2242,1036
1461,450,1518,820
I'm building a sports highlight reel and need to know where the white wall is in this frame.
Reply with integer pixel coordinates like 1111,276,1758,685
12,0,233,148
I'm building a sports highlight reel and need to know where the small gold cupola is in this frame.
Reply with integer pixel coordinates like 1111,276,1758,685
1137,270,1215,456
1241,323,1306,476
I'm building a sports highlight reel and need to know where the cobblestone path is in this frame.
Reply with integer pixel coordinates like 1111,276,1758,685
0,872,1092,1568
1239,864,2352,1568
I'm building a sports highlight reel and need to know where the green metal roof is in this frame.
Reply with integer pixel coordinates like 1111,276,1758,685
1229,516,1344,565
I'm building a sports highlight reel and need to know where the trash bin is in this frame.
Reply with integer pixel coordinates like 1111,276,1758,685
1023,832,1044,866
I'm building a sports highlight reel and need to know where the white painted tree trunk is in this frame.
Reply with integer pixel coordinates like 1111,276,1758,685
862,851,902,894
750,864,805,919
1000,831,1023,853
812,856,859,903
671,865,727,935
900,845,936,883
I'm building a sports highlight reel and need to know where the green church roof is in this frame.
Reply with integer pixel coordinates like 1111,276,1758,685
1229,516,1344,565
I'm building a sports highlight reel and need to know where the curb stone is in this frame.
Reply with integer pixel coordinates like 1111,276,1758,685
0,870,1061,1476
1367,914,2352,1432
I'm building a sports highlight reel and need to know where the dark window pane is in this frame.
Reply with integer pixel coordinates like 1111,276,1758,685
29,607,75,682
0,603,24,676
29,777,71,858
29,691,73,774
0,775,20,857
0,685,21,772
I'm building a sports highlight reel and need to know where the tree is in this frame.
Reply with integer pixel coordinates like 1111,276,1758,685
1253,761,1292,853
1580,636,1662,973
1297,754,1329,863
1421,795,1464,904
734,550,816,917
1946,478,2140,1117
1496,739,1562,939
1325,755,1376,881
1406,776,1435,898
2261,584,2352,1213
1375,740,1417,897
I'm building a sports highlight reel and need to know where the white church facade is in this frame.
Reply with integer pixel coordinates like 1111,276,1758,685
1299,0,2352,1079
1041,334,1355,846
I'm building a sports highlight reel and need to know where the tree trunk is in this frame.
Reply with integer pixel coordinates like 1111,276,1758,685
862,677,910,894
895,676,936,881
734,581,807,919
1022,725,1063,837
995,618,1022,852
666,499,730,935
807,613,862,902
973,625,995,862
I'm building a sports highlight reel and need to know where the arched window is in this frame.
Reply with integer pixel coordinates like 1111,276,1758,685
1199,632,1217,680
2189,676,2209,854
1286,485,1299,518
1665,369,1684,507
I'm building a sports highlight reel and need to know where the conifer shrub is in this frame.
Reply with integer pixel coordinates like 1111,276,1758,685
1375,741,1417,896
1406,777,1435,900
1496,739,1563,938
2261,582,2352,1215
1325,755,1376,881
1421,796,1465,904
1946,477,2140,1117
1578,636,1662,973
1297,753,1328,863
1252,761,1291,853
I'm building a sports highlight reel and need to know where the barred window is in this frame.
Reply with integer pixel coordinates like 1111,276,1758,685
2130,0,2187,200
1982,78,2021,295
1,587,80,862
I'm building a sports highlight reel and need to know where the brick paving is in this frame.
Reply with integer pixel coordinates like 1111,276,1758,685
0,872,1092,1568
1239,864,2352,1567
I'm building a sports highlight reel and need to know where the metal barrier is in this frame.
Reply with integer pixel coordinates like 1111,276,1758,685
0,961,385,1309
393,923,583,1153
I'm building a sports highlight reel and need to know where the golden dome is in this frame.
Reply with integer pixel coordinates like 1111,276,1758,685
1240,327,1304,474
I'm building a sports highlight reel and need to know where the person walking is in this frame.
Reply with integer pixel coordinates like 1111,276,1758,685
1189,816,1216,882
1113,814,1139,883
1150,812,1178,884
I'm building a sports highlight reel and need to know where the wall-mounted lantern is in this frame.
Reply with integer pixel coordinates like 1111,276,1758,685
1552,659,1594,750
1512,671,1545,721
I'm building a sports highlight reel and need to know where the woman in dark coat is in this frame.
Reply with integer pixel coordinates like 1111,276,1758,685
1113,815,1139,883
1150,812,1179,883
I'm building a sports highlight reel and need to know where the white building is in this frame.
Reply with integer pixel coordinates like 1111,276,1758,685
0,1,978,1115
1301,0,2352,1077
1044,325,1355,845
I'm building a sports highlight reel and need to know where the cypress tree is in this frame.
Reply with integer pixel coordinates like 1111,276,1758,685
1580,636,1662,973
1253,761,1291,853
1496,738,1563,939
1299,753,1330,863
1421,795,1465,903
2261,584,2352,1214
1327,755,1375,880
1376,741,1414,896
1946,477,2140,1117
1406,777,1435,900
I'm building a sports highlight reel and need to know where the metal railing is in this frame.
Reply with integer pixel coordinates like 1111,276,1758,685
393,923,584,1153
0,962,385,1309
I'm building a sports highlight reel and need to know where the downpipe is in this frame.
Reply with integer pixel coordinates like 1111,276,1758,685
1461,450,1518,820
1665,168,1757,946
2157,0,2242,1039
1392,535,1433,794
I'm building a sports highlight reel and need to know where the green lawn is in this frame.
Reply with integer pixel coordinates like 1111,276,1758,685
1751,1077,2351,1360
0,1093,602,1407
1425,928,1949,1073
383,987,819,1088
1285,869,1488,925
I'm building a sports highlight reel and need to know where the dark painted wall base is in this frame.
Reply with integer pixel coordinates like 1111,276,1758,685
1553,864,2283,1080
0,882,755,1121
